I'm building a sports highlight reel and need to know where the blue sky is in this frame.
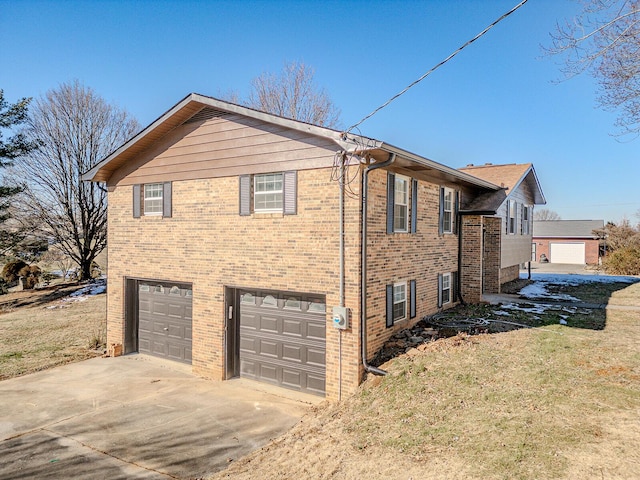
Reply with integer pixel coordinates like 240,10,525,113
2,0,638,223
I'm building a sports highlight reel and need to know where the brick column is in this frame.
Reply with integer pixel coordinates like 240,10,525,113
460,215,483,303
483,217,502,294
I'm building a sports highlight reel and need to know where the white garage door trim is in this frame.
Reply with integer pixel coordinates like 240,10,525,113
550,242,586,264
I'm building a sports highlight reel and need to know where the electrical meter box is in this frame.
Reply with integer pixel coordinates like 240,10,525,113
332,306,349,330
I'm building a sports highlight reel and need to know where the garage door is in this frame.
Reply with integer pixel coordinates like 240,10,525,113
550,242,586,264
138,282,192,364
238,290,326,396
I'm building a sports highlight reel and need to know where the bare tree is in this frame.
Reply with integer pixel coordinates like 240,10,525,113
246,61,341,128
546,1,640,136
534,208,561,221
12,81,140,280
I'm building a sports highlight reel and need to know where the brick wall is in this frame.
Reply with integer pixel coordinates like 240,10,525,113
365,168,459,358
460,215,483,303
483,217,502,294
500,264,520,284
107,168,363,401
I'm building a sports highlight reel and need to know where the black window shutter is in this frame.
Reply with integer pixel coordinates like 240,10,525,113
386,284,394,328
239,175,251,216
162,182,172,218
453,191,459,234
453,271,459,303
411,178,418,233
133,184,141,218
387,172,395,234
410,279,416,319
438,187,445,235
437,273,443,308
283,170,297,215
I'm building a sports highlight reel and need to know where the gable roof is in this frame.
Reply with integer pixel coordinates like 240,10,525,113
533,220,604,238
81,93,500,191
458,163,546,211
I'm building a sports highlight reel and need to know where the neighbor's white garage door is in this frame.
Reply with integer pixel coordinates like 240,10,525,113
550,242,586,264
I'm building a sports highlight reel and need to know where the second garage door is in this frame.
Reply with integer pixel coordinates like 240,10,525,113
550,242,586,264
238,290,326,396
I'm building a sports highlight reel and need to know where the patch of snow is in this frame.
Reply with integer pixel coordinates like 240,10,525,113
493,310,511,317
501,303,551,314
69,279,106,298
559,319,568,325
519,282,580,302
520,272,639,285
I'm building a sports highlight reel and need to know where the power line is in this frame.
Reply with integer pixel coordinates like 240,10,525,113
344,0,529,134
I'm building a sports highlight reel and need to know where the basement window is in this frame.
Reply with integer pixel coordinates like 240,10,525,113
393,282,407,322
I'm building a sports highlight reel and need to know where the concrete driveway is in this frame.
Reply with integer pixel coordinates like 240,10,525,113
0,355,319,479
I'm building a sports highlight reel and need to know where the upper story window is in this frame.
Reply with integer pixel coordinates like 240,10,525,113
144,183,163,215
133,182,172,218
387,172,417,234
507,200,517,234
254,173,283,212
239,171,297,216
394,175,409,232
439,187,457,235
522,205,530,234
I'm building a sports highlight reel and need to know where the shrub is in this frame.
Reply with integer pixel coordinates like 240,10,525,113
2,260,28,284
17,265,41,290
604,245,640,276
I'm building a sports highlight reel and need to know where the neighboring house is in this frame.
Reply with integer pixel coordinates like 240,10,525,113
458,163,546,288
83,94,545,401
532,220,604,265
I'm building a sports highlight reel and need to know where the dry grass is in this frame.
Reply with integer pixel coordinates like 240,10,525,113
0,286,106,380
211,281,640,480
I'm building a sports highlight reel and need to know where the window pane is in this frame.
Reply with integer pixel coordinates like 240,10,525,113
443,211,452,233
394,204,407,231
284,297,301,310
444,191,452,211
393,301,406,320
395,177,408,205
308,301,326,313
442,288,451,304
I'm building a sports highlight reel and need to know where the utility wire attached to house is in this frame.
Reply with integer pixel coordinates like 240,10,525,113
343,0,529,135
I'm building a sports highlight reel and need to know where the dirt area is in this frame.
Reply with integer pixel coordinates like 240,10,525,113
0,282,106,380
210,279,640,480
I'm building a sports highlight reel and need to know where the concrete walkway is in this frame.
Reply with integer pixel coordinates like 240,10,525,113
0,354,320,480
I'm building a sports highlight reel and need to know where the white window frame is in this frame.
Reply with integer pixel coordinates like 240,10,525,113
393,282,407,322
254,173,284,213
143,183,163,216
441,272,452,305
442,187,454,234
394,175,409,233
508,201,517,235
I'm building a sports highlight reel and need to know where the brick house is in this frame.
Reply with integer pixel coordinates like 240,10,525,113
83,94,545,401
532,220,604,264
458,163,546,289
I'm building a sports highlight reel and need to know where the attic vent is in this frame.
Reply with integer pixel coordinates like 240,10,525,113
183,107,231,124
